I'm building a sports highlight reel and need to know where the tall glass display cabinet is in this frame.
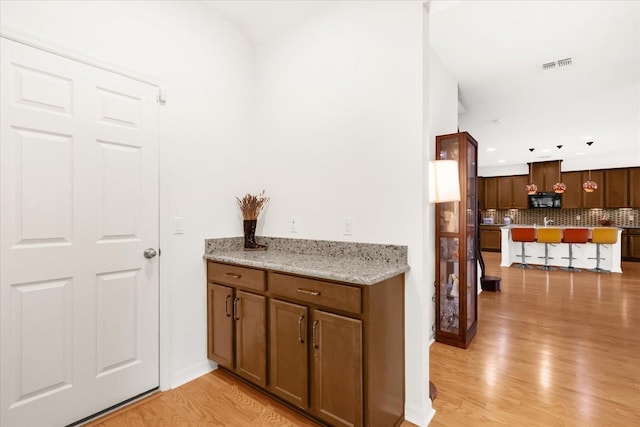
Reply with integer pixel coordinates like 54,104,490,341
434,132,478,349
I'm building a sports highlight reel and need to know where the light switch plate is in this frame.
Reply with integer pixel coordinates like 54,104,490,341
174,217,184,234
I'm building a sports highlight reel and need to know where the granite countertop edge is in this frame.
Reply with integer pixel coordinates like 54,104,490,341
203,252,409,286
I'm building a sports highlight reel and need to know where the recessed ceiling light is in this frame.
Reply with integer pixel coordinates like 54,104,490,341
542,149,550,153
498,159,506,163
486,147,496,152
576,152,585,156
583,136,593,140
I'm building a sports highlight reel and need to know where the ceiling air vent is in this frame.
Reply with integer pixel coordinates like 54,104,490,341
542,57,573,71
542,61,556,71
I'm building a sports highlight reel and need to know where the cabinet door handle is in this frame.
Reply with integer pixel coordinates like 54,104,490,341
298,315,305,343
233,297,240,320
297,288,320,296
225,295,231,317
225,273,242,279
312,320,319,349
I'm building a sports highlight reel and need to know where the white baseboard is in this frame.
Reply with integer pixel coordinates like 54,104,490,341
405,402,436,427
170,360,215,389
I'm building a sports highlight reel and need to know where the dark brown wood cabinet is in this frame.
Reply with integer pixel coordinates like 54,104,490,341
531,160,561,192
622,228,640,260
583,170,604,208
311,310,363,427
631,168,640,208
480,225,501,251
435,132,478,349
484,177,498,209
560,170,584,209
497,175,528,209
604,168,630,208
477,177,485,210
207,260,404,427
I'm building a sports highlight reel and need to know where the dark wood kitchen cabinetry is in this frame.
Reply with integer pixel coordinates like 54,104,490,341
531,160,561,192
604,168,630,208
622,228,640,261
631,168,640,208
480,225,502,252
560,171,584,209
497,175,529,209
207,261,404,427
207,263,267,387
483,177,498,209
583,170,604,209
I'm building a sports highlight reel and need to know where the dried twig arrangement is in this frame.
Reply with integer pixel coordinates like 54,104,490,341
236,190,270,220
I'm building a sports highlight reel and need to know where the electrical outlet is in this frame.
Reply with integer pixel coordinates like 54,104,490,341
576,215,581,221
342,217,353,236
290,216,297,233
629,214,635,221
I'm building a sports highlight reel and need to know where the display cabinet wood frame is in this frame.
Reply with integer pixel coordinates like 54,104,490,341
434,132,478,349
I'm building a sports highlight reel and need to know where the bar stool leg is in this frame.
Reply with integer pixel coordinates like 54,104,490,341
517,241,532,269
588,243,610,273
561,243,581,272
538,243,556,271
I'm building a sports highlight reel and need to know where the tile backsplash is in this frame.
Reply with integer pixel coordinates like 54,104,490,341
481,208,640,227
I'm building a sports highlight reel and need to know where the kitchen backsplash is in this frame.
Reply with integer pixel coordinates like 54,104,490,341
481,208,640,227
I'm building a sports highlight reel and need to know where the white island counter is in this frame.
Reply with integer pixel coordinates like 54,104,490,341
500,226,623,273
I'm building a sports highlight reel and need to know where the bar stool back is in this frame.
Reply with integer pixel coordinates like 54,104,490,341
536,228,563,270
561,228,589,272
511,227,536,268
588,227,618,273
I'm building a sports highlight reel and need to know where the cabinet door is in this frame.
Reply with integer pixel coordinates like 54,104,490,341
269,299,308,410
235,290,266,387
496,176,513,209
629,231,640,260
561,171,584,209
477,177,485,210
480,228,501,251
484,177,497,209
604,169,629,208
311,310,363,427
583,170,604,208
631,168,640,208
208,283,234,369
512,175,529,208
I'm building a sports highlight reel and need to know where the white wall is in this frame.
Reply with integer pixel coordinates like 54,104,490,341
252,2,434,424
1,0,255,388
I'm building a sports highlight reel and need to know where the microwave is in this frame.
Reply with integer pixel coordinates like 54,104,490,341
528,192,562,209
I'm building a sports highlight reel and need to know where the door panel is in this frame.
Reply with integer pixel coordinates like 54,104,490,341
1,38,159,427
235,290,266,387
208,284,234,368
312,310,363,427
269,299,308,409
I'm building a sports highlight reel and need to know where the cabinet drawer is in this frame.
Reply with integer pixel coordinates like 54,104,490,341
269,273,361,314
208,261,266,291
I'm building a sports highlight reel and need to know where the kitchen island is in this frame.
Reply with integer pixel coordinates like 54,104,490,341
204,236,408,427
501,226,623,272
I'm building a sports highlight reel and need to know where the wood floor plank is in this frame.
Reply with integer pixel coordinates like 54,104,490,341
84,252,639,426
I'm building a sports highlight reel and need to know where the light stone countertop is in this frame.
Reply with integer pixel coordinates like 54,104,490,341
204,236,409,285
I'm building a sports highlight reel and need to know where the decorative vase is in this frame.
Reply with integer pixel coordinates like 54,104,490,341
243,219,267,251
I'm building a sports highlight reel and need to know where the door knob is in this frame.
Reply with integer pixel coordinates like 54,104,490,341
144,248,157,259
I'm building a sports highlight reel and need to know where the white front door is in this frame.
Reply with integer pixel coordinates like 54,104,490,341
0,38,160,427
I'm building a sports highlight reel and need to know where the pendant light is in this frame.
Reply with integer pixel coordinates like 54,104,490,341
552,145,566,193
526,148,538,194
583,141,597,192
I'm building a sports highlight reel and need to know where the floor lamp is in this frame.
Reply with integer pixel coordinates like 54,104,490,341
428,160,461,401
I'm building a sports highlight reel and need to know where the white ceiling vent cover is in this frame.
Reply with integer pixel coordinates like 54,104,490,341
542,57,573,71
557,57,573,67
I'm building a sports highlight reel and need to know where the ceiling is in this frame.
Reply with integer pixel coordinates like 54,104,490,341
206,1,639,170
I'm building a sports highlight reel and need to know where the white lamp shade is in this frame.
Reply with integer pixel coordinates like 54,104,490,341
428,160,461,203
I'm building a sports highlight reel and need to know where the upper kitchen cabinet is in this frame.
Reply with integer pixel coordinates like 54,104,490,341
497,175,528,209
531,161,561,192
604,168,630,208
560,171,584,209
478,177,485,210
483,177,498,209
583,170,604,209
631,168,640,208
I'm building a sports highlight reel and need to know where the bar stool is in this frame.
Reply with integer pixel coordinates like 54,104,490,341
561,228,589,272
511,227,536,268
588,227,618,273
536,228,563,271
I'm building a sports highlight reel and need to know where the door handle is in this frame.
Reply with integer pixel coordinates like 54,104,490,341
143,248,157,259
233,297,240,320
224,295,231,317
298,315,305,343
312,320,319,349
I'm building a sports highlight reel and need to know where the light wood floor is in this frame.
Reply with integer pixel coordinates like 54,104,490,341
85,253,640,426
